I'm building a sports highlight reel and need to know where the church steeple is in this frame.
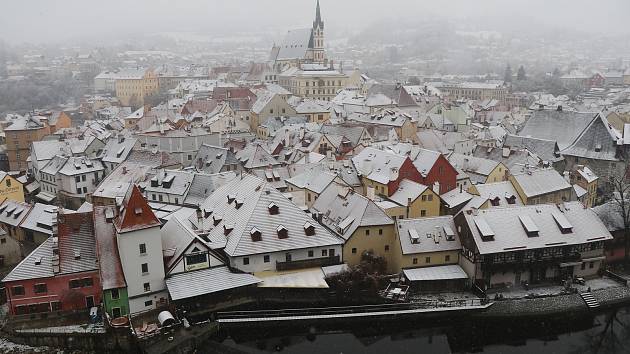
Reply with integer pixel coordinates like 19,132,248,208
313,0,324,29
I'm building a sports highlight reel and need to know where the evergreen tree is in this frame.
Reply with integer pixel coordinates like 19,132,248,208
517,65,526,81
503,64,513,83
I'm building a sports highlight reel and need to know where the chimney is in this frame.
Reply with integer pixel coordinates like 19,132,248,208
122,166,127,175
563,171,570,182
389,167,399,181
367,186,375,201
432,181,440,195
284,129,290,147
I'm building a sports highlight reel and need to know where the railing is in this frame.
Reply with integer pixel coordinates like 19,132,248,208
603,270,628,286
216,299,490,321
276,255,341,271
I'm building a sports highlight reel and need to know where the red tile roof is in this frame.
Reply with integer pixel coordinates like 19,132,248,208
115,185,161,233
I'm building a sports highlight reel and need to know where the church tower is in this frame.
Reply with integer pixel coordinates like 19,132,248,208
312,0,325,63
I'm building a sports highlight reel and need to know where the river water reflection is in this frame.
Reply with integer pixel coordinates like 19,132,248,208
206,307,630,353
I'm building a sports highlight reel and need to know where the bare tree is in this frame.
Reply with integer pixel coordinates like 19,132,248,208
610,174,630,264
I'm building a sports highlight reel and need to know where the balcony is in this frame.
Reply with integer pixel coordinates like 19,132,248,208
276,255,340,271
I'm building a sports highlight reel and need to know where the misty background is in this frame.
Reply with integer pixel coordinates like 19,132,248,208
2,0,630,45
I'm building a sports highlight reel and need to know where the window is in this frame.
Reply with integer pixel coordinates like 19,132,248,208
75,176,80,183
243,257,249,265
187,154,192,161
322,249,328,257
5,179,10,187
581,263,586,270
308,250,314,257
428,194,433,201
445,255,451,262
83,187,87,193
589,261,594,269
158,195,163,202
111,288,120,300
421,210,427,217
69,279,82,289
365,229,370,236
0,238,5,244
81,175,86,181
77,188,82,194
51,301,61,311
141,263,149,274
82,277,93,287
186,253,207,265
145,300,153,307
352,248,357,254
11,286,25,296
139,243,146,255
264,255,270,263
425,257,431,264
384,245,390,252
421,195,427,201
413,258,418,265
270,109,274,114
143,282,151,292
379,229,383,235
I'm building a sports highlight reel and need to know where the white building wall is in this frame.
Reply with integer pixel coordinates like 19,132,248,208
117,226,166,314
229,245,343,273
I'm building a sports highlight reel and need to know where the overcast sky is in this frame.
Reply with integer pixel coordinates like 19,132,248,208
1,0,629,45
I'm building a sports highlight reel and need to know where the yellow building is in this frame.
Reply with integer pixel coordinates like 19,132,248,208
448,152,508,185
312,187,398,272
392,216,461,273
509,169,573,205
0,173,24,202
570,165,598,208
386,180,440,219
278,65,351,101
115,68,159,107
295,99,331,123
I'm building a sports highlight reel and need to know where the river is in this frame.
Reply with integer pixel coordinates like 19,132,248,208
203,306,630,353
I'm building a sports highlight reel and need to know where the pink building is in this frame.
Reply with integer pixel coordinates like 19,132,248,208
3,211,101,316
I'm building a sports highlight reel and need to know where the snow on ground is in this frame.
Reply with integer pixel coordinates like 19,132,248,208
487,276,620,299
15,323,105,334
0,337,51,353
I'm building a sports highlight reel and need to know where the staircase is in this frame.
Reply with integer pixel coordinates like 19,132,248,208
580,292,600,309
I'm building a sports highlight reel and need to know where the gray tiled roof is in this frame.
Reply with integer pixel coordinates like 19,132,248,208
352,147,408,184
461,202,612,255
183,172,236,207
561,113,620,161
503,134,563,163
312,184,393,241
519,111,595,150
397,216,461,255
510,169,571,198
189,174,343,257
165,266,261,301
193,144,238,174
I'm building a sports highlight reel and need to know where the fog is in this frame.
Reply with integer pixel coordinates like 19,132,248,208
1,0,630,45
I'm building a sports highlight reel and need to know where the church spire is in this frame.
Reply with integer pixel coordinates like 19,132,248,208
314,0,324,29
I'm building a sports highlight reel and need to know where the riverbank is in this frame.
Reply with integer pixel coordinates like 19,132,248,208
478,282,630,319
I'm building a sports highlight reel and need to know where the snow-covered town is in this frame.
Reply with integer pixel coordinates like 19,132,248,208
2,0,630,353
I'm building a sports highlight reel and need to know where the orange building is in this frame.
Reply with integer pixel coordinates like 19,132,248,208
5,116,51,171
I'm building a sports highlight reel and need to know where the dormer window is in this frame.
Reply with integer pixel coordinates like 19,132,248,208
304,222,315,236
277,225,288,239
235,199,244,209
227,194,236,204
250,227,262,242
268,202,279,215
490,197,500,207
134,208,142,215
213,214,222,226
203,208,212,218
223,224,233,236
505,195,516,204
74,250,81,260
